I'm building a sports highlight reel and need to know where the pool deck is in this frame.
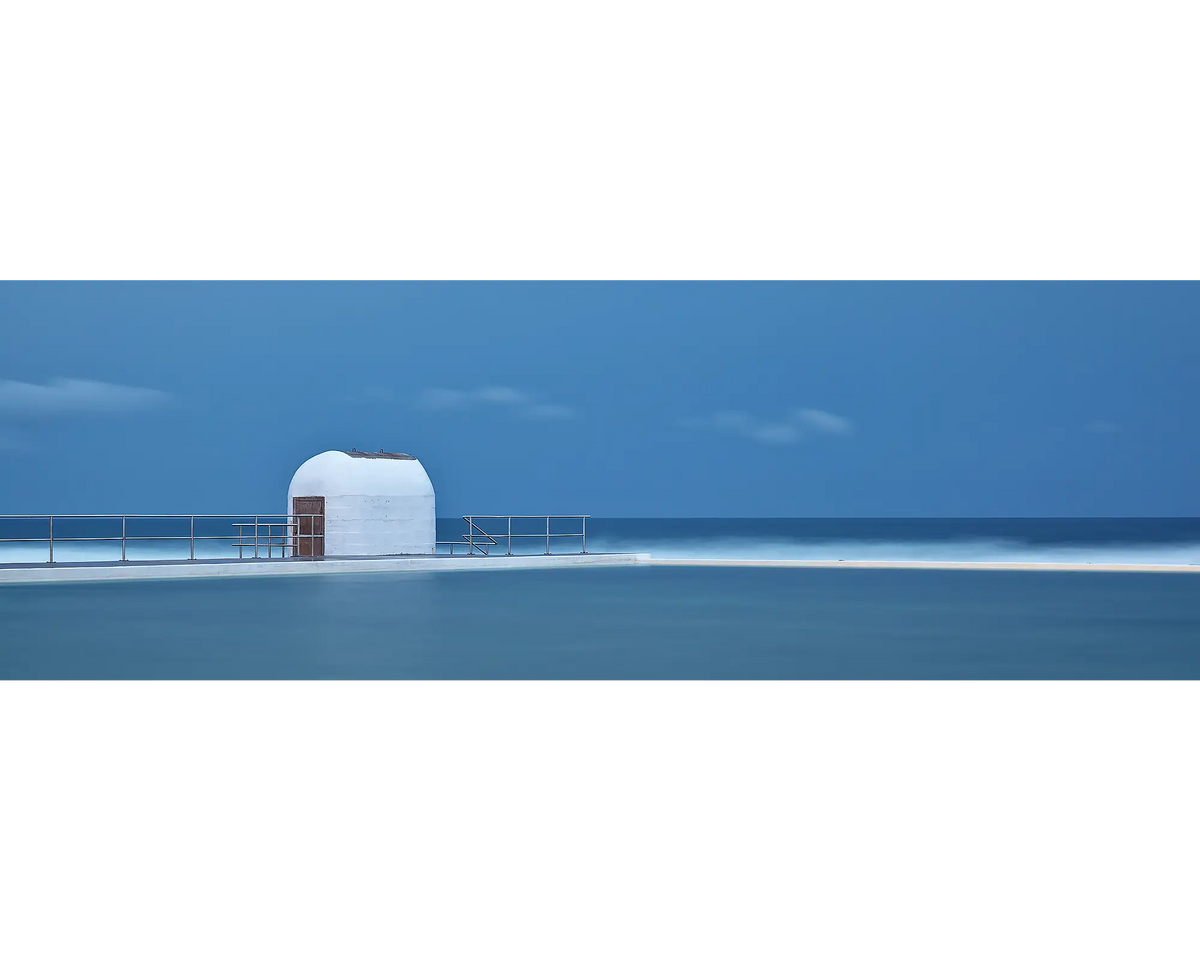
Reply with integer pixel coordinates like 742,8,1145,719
0,552,650,585
2,553,1198,584
643,558,1200,573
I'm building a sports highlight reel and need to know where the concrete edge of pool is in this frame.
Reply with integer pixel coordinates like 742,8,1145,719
3,554,1200,585
644,558,1200,573
0,553,651,585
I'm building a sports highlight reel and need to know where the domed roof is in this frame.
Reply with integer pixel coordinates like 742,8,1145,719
288,450,434,498
344,449,415,460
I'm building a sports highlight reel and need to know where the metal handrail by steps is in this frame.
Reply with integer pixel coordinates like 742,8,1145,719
436,516,589,556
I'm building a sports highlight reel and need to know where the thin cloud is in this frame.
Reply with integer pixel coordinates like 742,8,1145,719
688,407,854,445
416,387,576,421
794,408,853,435
417,387,474,411
475,387,527,405
0,378,172,420
525,403,575,421
1087,420,1122,434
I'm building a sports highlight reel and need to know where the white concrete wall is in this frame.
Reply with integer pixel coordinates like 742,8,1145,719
287,451,436,556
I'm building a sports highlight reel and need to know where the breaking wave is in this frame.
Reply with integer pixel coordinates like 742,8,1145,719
584,536,1200,565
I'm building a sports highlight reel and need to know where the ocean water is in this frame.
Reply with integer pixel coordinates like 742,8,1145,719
4,516,1200,564
2,519,1199,679
581,518,1200,565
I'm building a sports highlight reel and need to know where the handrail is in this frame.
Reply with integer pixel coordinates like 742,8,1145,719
2,513,591,563
0,513,307,518
435,515,589,557
0,514,324,564
466,517,497,555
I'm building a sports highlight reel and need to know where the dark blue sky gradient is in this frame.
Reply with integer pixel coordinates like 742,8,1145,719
1,282,1196,516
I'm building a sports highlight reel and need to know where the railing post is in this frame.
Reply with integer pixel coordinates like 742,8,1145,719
468,516,473,555
254,515,259,558
546,516,550,555
508,516,512,556
582,516,586,554
190,515,195,560
121,515,126,561
48,515,53,564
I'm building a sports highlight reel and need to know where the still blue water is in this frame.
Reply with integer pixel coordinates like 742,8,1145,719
2,567,1199,679
2,518,1199,679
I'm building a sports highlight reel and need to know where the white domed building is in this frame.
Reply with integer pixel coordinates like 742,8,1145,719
287,450,436,556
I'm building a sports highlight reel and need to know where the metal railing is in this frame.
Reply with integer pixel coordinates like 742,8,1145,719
435,516,589,556
0,513,589,563
0,515,324,564
232,516,324,559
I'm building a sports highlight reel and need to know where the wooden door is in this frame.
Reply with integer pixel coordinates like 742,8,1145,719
292,496,325,556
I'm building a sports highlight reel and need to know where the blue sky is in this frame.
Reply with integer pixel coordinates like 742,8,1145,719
1,282,1196,517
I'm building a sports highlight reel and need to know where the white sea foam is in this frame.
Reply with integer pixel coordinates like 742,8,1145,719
584,536,1200,565
0,540,268,564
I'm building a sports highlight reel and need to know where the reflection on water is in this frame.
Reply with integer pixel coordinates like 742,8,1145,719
2,566,1199,679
